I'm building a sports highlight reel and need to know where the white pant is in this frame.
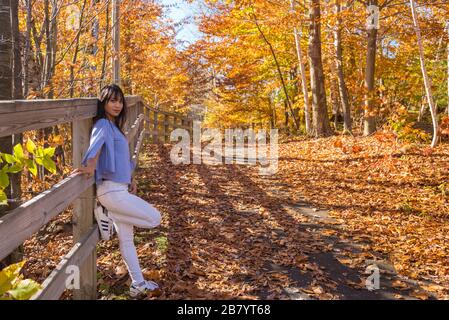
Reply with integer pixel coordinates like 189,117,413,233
97,180,161,285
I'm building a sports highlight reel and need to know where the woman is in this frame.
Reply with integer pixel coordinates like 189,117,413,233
74,84,161,298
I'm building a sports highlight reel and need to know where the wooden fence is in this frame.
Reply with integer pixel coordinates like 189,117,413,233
143,103,193,144
0,96,192,300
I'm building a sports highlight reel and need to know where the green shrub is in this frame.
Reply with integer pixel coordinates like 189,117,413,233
387,107,430,143
0,140,57,205
0,261,41,300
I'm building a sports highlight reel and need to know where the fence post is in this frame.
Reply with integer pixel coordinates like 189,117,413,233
173,116,177,131
128,103,137,156
72,118,97,300
188,119,193,141
143,102,148,143
153,111,159,143
134,101,139,128
181,118,185,130
164,114,169,143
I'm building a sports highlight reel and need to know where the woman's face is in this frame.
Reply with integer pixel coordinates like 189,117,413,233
104,94,123,120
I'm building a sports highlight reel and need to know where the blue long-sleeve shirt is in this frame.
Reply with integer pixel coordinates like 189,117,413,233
81,118,136,186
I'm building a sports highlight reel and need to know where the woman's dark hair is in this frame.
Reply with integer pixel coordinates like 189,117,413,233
94,84,127,134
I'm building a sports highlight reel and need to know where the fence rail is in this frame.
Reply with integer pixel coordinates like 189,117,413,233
0,95,192,300
143,103,193,143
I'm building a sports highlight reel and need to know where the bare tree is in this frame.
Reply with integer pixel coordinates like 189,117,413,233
112,0,120,85
446,21,449,117
333,0,352,133
0,0,12,100
364,0,378,135
23,0,32,97
69,0,88,97
309,0,332,137
250,8,300,130
0,1,13,201
290,0,311,134
0,0,23,266
42,0,59,98
410,0,439,147
100,0,110,88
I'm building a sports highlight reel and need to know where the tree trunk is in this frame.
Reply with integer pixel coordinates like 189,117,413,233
49,0,58,98
100,0,110,88
410,0,439,147
268,95,276,128
11,0,21,100
330,73,340,130
36,0,57,178
0,0,13,216
334,0,351,133
0,0,23,267
447,21,449,117
70,0,88,98
24,0,32,98
289,68,300,127
11,0,24,193
0,0,12,100
31,11,44,91
251,10,300,130
38,0,57,99
112,0,120,85
92,0,99,55
42,0,51,93
308,0,331,137
290,0,311,134
364,0,378,136
284,99,290,134
11,0,23,204
418,90,426,122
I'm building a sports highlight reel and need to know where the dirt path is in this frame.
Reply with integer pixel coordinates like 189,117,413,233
95,143,436,300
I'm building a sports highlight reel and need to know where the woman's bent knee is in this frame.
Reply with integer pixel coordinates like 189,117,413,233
149,209,161,228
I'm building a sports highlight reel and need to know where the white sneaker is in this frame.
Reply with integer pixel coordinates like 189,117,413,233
94,205,113,241
129,280,160,298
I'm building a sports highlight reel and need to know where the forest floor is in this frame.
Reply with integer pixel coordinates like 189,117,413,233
21,132,449,299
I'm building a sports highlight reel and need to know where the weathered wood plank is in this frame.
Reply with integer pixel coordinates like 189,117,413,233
142,116,190,131
127,105,138,164
132,129,146,170
72,117,97,300
0,98,96,114
0,96,142,137
144,126,191,135
0,173,94,261
0,95,148,300
31,226,99,300
123,97,140,133
125,114,143,143
125,95,140,108
0,103,97,138
134,107,144,148
142,104,186,119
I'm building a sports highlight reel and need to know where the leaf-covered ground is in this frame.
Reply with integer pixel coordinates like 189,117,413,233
274,133,449,297
20,133,449,299
95,135,448,299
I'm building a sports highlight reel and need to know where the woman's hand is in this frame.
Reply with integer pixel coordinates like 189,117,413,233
72,163,95,178
72,151,100,179
129,177,137,194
